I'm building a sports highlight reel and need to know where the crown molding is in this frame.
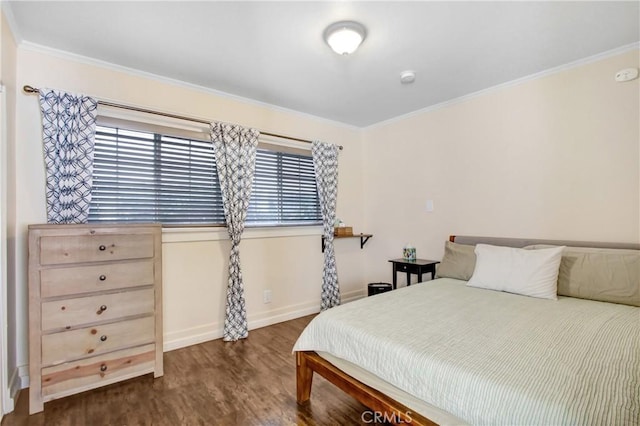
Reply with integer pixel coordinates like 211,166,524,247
18,41,361,133
1,1,22,44
365,42,640,131
15,37,639,132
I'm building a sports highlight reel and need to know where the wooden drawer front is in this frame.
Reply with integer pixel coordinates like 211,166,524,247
40,260,155,298
40,234,154,265
41,344,155,398
42,316,155,366
41,289,155,332
396,263,409,272
396,263,421,273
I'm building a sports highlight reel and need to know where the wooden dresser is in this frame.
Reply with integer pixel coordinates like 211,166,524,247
28,223,163,414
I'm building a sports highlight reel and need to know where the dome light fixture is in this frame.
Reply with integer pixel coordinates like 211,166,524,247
324,21,366,55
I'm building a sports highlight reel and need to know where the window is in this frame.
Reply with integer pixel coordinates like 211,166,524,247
88,124,322,227
248,149,321,226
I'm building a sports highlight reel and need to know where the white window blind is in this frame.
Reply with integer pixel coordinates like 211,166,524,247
89,125,224,224
88,124,322,226
248,149,321,226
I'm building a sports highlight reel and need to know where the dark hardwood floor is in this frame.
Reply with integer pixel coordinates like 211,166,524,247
2,315,379,426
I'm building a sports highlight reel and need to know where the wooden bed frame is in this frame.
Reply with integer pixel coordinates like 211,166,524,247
295,235,640,425
296,351,435,426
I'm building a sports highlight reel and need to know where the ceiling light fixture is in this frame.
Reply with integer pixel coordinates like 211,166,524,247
324,21,366,55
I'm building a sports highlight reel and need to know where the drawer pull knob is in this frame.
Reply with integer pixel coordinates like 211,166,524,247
97,305,107,314
99,275,106,281
100,335,108,342
100,364,107,372
99,245,106,251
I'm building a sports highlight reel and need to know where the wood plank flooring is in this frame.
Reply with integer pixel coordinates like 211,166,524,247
2,315,379,426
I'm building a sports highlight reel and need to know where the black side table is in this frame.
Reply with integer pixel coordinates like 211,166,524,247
388,258,440,289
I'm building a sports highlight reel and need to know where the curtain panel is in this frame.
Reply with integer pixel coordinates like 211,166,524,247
211,122,260,342
312,141,340,310
39,88,98,223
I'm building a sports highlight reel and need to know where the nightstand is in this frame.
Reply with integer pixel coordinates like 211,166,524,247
388,258,440,289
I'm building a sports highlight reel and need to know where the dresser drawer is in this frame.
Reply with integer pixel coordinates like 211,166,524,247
42,288,155,332
28,223,163,414
41,344,155,398
42,316,155,366
40,234,154,265
41,260,155,298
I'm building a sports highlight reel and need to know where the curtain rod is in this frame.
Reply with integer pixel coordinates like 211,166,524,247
23,85,343,150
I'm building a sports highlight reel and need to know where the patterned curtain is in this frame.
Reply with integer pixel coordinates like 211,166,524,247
312,141,340,310
211,122,259,342
39,88,98,224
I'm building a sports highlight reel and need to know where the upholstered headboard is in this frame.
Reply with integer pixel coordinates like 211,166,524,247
449,235,640,250
445,235,639,306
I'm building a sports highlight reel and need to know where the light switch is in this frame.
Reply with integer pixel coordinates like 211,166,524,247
426,199,434,212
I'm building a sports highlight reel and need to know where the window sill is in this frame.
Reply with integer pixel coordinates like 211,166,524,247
162,225,323,243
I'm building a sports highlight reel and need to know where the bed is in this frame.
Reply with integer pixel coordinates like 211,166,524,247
293,236,640,425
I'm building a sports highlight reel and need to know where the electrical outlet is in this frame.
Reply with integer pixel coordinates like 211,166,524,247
263,290,272,304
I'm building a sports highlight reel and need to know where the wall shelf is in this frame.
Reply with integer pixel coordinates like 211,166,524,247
321,233,373,252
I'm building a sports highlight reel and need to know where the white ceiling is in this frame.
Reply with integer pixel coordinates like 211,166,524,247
6,1,640,127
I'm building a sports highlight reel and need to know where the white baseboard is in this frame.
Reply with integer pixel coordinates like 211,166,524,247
2,372,15,414
163,289,364,352
341,289,365,304
4,389,15,414
18,365,28,389
7,364,27,406
12,289,367,394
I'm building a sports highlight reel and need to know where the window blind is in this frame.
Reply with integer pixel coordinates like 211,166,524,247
247,149,322,226
88,124,322,226
89,126,225,224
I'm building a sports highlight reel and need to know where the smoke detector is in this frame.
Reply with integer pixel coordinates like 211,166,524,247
400,70,416,84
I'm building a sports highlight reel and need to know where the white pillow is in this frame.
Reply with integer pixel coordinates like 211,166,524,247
467,244,564,300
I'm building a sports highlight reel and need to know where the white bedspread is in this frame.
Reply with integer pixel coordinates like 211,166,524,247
293,279,640,425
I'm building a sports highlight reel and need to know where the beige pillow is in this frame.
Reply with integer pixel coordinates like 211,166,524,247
436,241,476,280
526,245,640,306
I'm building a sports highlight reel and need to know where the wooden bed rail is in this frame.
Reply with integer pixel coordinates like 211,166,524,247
296,351,436,426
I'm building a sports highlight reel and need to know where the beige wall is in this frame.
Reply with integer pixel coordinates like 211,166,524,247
12,47,366,381
362,49,640,285
1,8,18,412
5,33,640,403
